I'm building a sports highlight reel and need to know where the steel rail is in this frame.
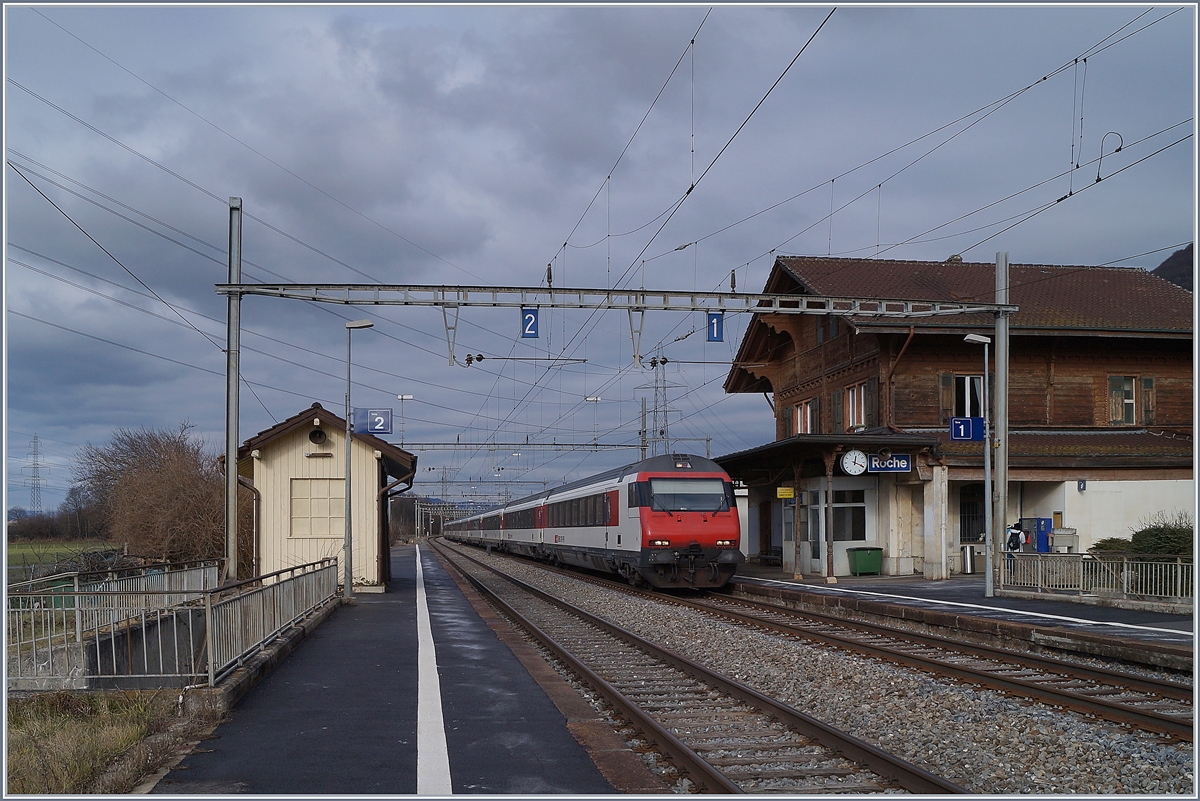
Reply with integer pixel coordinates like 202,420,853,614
434,543,742,794
697,592,1193,699
434,540,967,794
687,593,1195,741
456,544,1192,741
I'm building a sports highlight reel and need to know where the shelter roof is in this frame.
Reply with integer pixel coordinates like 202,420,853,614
715,428,940,484
238,402,416,481
929,428,1194,470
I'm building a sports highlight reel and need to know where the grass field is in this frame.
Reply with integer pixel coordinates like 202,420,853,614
7,540,115,582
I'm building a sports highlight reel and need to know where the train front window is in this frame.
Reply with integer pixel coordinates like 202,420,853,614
647,478,729,512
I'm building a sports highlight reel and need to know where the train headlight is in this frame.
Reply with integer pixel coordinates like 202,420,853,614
716,539,736,547
649,539,670,547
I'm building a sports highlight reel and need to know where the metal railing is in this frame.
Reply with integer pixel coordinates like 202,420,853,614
7,559,338,691
205,559,339,685
1001,552,1193,607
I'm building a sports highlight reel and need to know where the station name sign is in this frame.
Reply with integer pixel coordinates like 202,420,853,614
867,453,911,473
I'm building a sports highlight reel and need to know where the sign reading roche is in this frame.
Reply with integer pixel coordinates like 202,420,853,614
867,453,911,473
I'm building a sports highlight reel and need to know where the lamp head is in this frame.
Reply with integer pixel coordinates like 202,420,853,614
963,333,991,345
346,319,374,330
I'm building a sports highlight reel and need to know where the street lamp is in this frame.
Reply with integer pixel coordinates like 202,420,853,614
964,333,994,597
397,394,413,445
345,319,373,600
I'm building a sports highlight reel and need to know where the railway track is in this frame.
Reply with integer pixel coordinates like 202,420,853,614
445,540,1194,743
685,591,1195,742
433,540,966,794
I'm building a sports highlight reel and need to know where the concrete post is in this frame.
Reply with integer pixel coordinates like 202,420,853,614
994,252,1010,590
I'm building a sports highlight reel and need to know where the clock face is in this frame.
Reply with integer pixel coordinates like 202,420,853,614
841,449,868,475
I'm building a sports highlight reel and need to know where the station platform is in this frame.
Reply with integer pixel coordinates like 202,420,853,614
729,562,1194,671
146,543,665,795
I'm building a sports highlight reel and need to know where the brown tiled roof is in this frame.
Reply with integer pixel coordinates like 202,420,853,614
776,256,1193,334
238,402,416,481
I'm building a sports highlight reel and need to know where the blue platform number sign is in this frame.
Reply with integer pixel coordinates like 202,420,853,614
353,408,393,435
706,312,724,342
950,416,985,442
521,308,539,338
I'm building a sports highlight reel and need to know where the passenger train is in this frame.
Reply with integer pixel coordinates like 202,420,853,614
443,454,743,589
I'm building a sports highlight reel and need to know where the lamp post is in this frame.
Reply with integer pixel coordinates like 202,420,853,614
964,333,993,597
345,319,373,600
397,394,413,446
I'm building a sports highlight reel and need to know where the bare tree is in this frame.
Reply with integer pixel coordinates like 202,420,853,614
72,423,251,566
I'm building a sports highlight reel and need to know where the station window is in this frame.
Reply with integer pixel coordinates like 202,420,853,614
290,478,344,538
955,375,984,418
831,489,866,541
796,398,818,434
1104,375,1158,426
844,382,868,430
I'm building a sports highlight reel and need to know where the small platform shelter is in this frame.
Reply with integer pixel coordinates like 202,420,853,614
237,403,416,592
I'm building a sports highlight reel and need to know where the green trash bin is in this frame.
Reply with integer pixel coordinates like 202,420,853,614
846,547,883,576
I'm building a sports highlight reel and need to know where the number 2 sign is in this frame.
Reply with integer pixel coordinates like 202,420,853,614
521,308,539,338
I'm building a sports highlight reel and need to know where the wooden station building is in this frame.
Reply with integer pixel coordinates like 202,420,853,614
237,403,417,591
719,255,1193,580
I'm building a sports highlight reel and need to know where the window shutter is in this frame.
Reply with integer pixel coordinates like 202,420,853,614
831,388,844,432
1108,376,1124,425
939,373,954,424
1141,377,1156,425
864,377,879,428
811,396,821,434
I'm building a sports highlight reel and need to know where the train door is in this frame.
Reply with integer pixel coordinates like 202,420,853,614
605,489,621,548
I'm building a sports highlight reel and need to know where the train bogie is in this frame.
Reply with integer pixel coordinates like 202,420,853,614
443,454,744,589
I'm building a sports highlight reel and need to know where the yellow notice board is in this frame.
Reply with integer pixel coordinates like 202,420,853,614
776,487,795,499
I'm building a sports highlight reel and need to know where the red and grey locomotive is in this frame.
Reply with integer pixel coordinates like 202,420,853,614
443,453,743,589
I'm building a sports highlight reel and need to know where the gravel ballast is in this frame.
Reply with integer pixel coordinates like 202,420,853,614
445,545,1195,795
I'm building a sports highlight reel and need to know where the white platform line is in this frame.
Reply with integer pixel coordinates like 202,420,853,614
416,546,453,795
742,577,1194,636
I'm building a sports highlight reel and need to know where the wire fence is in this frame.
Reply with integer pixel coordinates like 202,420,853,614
1002,552,1193,607
7,559,338,691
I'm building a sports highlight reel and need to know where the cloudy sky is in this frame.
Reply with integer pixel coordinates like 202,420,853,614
4,3,1195,513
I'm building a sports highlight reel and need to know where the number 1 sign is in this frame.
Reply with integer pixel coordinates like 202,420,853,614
706,312,723,342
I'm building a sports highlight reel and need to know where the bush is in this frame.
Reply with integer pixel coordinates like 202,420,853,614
1088,537,1133,553
71,423,251,568
1130,510,1194,556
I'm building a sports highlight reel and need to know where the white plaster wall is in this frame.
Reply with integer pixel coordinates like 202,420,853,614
1061,480,1194,548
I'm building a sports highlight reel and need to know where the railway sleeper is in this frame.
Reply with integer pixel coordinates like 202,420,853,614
749,781,893,794
723,766,868,780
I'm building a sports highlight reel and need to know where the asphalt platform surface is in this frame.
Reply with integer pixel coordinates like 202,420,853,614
732,563,1194,650
148,544,616,795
